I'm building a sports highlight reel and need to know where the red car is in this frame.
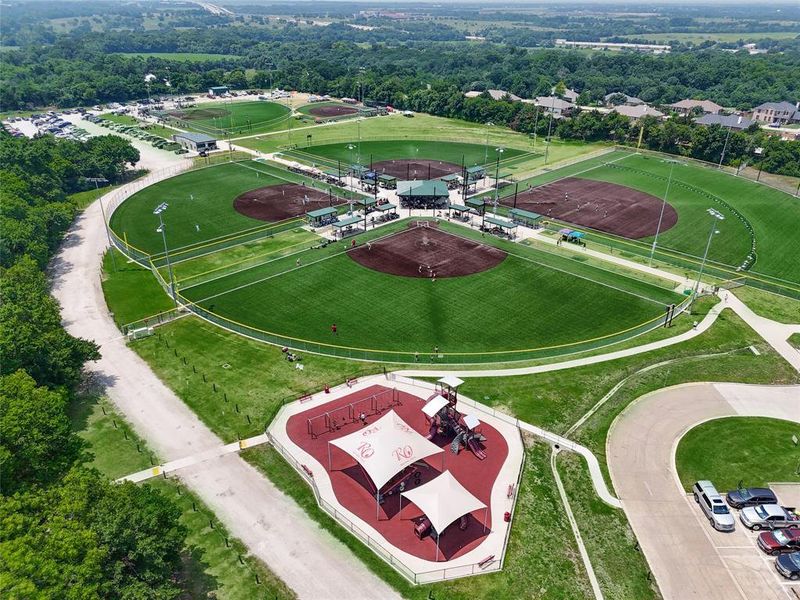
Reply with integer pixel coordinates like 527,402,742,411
758,528,800,555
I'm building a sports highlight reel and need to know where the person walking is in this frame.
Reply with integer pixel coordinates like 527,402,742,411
331,323,337,335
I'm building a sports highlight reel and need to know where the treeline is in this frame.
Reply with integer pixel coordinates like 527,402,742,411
2,25,800,111
402,89,800,177
0,132,191,597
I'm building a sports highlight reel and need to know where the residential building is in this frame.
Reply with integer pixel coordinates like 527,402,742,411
604,93,644,107
668,99,724,116
694,114,754,130
551,86,580,103
612,105,665,120
532,96,576,117
751,101,800,125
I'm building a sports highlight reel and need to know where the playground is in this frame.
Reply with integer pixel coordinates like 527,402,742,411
270,375,524,576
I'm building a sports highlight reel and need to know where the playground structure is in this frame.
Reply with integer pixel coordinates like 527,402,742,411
423,376,487,460
307,387,400,438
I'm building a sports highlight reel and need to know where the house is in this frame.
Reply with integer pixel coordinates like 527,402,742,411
694,114,754,130
604,93,644,107
551,86,580,103
464,89,522,102
208,86,229,97
172,132,218,152
751,101,800,126
532,96,576,117
612,105,665,120
668,99,724,116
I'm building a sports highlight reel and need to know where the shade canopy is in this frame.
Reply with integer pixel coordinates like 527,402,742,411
401,471,486,535
463,414,480,431
422,395,449,418
438,375,464,389
330,410,443,490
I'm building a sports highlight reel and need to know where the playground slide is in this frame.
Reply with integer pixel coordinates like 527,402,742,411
427,421,437,440
466,437,487,460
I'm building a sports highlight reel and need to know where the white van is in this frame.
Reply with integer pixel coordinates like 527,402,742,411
693,480,735,531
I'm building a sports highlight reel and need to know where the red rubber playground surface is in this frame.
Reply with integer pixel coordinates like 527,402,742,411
285,385,509,561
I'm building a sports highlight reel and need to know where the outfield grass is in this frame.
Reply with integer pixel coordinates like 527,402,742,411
109,160,352,255
506,150,800,287
238,113,604,177
167,101,291,137
101,250,174,327
177,220,681,358
285,139,531,171
245,441,595,600
676,417,800,491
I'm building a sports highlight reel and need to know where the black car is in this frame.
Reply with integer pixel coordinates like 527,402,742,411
726,487,778,509
775,552,800,580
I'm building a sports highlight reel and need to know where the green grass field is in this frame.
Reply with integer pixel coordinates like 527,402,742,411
500,150,800,288
285,139,533,171
676,417,800,491
238,113,601,178
109,160,357,256
165,101,291,136
616,31,799,43
175,220,681,359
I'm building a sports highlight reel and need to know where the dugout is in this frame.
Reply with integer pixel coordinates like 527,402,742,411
306,207,338,227
355,196,378,213
373,202,398,221
396,180,450,210
483,215,518,239
377,174,397,189
332,215,364,238
465,166,486,181
440,173,461,189
448,203,472,222
465,197,486,215
509,208,543,228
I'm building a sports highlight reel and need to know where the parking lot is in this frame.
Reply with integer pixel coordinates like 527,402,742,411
685,483,800,599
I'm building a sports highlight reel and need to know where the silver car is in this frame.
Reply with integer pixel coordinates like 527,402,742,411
740,504,799,530
693,480,735,531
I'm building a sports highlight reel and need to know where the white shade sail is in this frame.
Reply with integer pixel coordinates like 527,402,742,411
422,395,449,418
329,410,443,490
401,471,486,535
438,375,464,389
463,413,480,431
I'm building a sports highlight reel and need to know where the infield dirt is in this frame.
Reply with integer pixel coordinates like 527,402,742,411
233,183,344,222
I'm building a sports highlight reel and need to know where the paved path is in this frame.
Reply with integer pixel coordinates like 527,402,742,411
50,177,398,600
607,382,800,600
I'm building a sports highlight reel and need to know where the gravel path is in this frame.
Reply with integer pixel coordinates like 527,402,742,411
49,178,399,600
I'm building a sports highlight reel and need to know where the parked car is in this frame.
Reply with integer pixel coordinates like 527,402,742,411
758,528,800,555
775,552,800,580
726,487,778,509
693,481,735,531
740,504,799,530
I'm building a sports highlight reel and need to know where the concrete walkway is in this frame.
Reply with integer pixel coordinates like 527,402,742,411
50,175,399,600
607,383,800,600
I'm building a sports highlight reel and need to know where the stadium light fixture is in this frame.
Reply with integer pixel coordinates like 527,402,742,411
484,121,494,164
693,208,725,296
153,203,177,306
649,159,682,267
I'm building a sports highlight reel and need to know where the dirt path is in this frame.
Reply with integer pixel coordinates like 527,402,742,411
607,383,800,600
49,179,399,600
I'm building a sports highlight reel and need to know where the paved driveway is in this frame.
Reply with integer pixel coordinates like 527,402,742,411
608,383,800,600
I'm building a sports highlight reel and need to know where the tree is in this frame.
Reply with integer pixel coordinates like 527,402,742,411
0,469,186,599
0,256,100,388
0,370,81,492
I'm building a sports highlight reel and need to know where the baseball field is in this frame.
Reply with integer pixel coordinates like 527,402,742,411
163,100,292,136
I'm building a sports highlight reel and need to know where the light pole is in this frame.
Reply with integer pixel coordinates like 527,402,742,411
718,117,741,169
484,121,494,164
493,147,504,214
544,99,556,164
87,177,116,271
649,159,680,266
532,106,540,148
154,202,177,306
694,208,725,296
